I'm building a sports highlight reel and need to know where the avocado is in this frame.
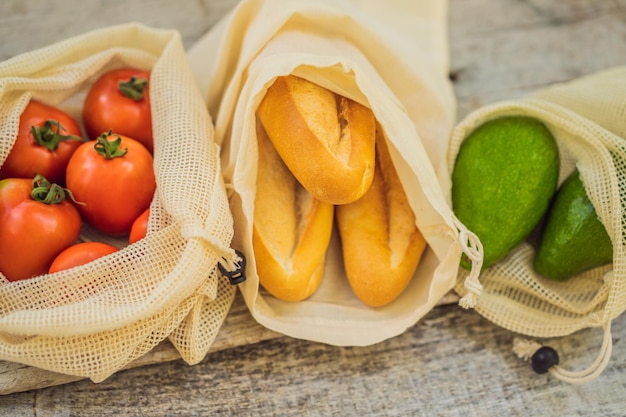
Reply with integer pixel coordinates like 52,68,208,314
452,116,560,269
533,170,613,281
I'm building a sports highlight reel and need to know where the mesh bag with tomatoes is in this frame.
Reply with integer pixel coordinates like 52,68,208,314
0,23,239,382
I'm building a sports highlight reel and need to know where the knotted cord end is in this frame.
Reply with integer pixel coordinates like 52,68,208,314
455,219,484,309
513,337,543,361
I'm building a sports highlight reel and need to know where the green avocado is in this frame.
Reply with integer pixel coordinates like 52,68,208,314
452,116,560,269
533,170,613,281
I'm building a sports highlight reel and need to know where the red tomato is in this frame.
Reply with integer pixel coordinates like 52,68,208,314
83,68,153,152
0,175,82,281
129,208,150,244
65,131,156,236
0,100,84,184
48,241,119,274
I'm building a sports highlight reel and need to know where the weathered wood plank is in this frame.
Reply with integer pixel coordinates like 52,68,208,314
450,0,626,118
4,304,626,416
0,0,237,62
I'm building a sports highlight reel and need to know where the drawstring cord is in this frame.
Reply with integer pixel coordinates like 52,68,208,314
215,182,247,285
180,221,245,285
513,319,613,384
454,218,484,309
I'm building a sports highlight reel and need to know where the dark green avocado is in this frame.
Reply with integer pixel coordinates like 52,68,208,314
533,170,613,281
452,116,560,269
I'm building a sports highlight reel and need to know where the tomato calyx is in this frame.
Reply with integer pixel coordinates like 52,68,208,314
31,174,72,205
118,76,148,101
94,131,128,159
31,119,83,151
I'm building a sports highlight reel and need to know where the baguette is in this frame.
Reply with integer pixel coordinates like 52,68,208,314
252,120,334,302
257,75,376,205
336,128,427,307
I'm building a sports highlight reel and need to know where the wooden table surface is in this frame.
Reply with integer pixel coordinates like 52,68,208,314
2,0,626,415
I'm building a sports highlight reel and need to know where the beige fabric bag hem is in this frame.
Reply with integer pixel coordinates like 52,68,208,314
448,67,626,384
0,23,237,382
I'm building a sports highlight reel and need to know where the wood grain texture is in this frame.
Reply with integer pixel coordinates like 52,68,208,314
1,0,626,415
3,303,626,416
450,0,626,118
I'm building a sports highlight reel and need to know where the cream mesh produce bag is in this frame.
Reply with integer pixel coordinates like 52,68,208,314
187,0,483,345
448,66,626,384
0,23,239,382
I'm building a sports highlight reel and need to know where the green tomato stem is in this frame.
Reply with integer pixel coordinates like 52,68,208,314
31,175,67,205
118,76,148,101
30,174,83,206
94,131,128,159
31,119,83,151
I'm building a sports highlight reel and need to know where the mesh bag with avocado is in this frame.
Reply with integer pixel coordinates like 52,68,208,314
448,66,626,384
0,23,239,382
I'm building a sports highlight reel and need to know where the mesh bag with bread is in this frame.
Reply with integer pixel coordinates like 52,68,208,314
187,0,482,346
447,67,626,383
0,23,239,382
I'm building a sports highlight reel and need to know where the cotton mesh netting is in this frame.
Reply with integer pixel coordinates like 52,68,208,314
448,67,626,383
0,23,237,382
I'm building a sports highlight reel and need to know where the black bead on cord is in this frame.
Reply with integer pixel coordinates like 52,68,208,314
531,346,560,374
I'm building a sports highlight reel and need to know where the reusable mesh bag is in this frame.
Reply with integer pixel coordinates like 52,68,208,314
187,0,482,346
0,23,238,382
448,67,626,384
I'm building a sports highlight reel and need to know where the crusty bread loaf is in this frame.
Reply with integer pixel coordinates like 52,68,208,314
336,128,427,307
257,75,376,205
252,120,334,302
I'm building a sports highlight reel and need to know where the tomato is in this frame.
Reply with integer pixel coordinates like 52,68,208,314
83,68,153,152
48,241,119,274
129,208,150,244
0,175,82,282
66,131,156,236
0,100,84,184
